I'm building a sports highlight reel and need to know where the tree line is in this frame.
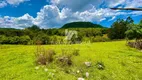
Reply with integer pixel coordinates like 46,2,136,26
0,25,108,45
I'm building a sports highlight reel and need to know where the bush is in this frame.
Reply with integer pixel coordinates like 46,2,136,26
56,55,72,66
0,35,9,44
56,49,73,66
9,36,19,44
50,36,64,44
128,41,142,50
91,35,110,42
35,47,56,65
19,36,31,45
34,33,50,45
0,35,31,44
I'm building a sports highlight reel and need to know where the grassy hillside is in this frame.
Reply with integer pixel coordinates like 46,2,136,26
0,41,142,80
61,22,104,28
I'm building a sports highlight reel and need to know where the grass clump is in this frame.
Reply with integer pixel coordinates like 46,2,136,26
57,55,72,66
56,49,72,67
35,47,56,65
96,61,105,70
56,48,80,67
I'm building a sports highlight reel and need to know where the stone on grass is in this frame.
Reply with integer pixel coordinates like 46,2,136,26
97,62,105,70
84,62,91,67
86,72,89,78
77,70,80,73
78,77,85,80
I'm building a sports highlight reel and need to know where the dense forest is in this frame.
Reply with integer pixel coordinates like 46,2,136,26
0,17,142,45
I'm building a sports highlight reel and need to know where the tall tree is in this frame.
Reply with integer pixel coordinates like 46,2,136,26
125,23,142,41
108,17,134,39
108,19,127,39
126,16,134,24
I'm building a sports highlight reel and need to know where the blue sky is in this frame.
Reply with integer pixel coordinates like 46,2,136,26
0,0,142,29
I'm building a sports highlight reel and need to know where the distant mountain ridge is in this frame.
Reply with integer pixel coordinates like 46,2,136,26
61,22,104,28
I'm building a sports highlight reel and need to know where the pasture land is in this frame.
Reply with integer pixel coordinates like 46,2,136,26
0,41,142,80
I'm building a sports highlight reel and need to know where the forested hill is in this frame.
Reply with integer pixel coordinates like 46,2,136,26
61,22,104,28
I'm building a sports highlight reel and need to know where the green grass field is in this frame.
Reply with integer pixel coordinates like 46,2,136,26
0,41,142,80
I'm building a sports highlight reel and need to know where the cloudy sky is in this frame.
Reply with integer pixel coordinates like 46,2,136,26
0,0,142,29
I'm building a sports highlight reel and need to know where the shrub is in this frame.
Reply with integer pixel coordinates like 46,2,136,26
19,36,31,45
0,35,9,44
91,36,110,42
128,41,142,50
0,35,31,44
46,49,56,62
56,55,72,66
34,34,50,45
56,49,73,66
35,47,56,65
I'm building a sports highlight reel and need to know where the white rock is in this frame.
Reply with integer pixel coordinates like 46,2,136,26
86,72,89,78
84,62,91,67
78,77,85,80
98,64,103,68
77,70,80,73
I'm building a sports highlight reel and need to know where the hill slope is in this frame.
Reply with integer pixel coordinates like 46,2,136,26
61,22,104,28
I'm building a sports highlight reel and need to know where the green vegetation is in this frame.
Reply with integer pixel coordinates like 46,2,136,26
108,17,134,39
61,22,104,28
125,21,142,40
0,41,142,80
0,25,108,44
125,19,142,49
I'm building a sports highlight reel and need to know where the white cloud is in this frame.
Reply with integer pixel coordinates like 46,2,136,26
0,13,34,29
33,4,132,28
6,0,30,5
0,1,7,8
34,5,61,28
16,13,34,28
105,0,125,7
0,16,16,28
108,16,116,21
51,0,102,12
0,0,142,28
100,18,106,22
105,0,142,8
0,0,30,8
33,5,111,28
124,0,142,8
